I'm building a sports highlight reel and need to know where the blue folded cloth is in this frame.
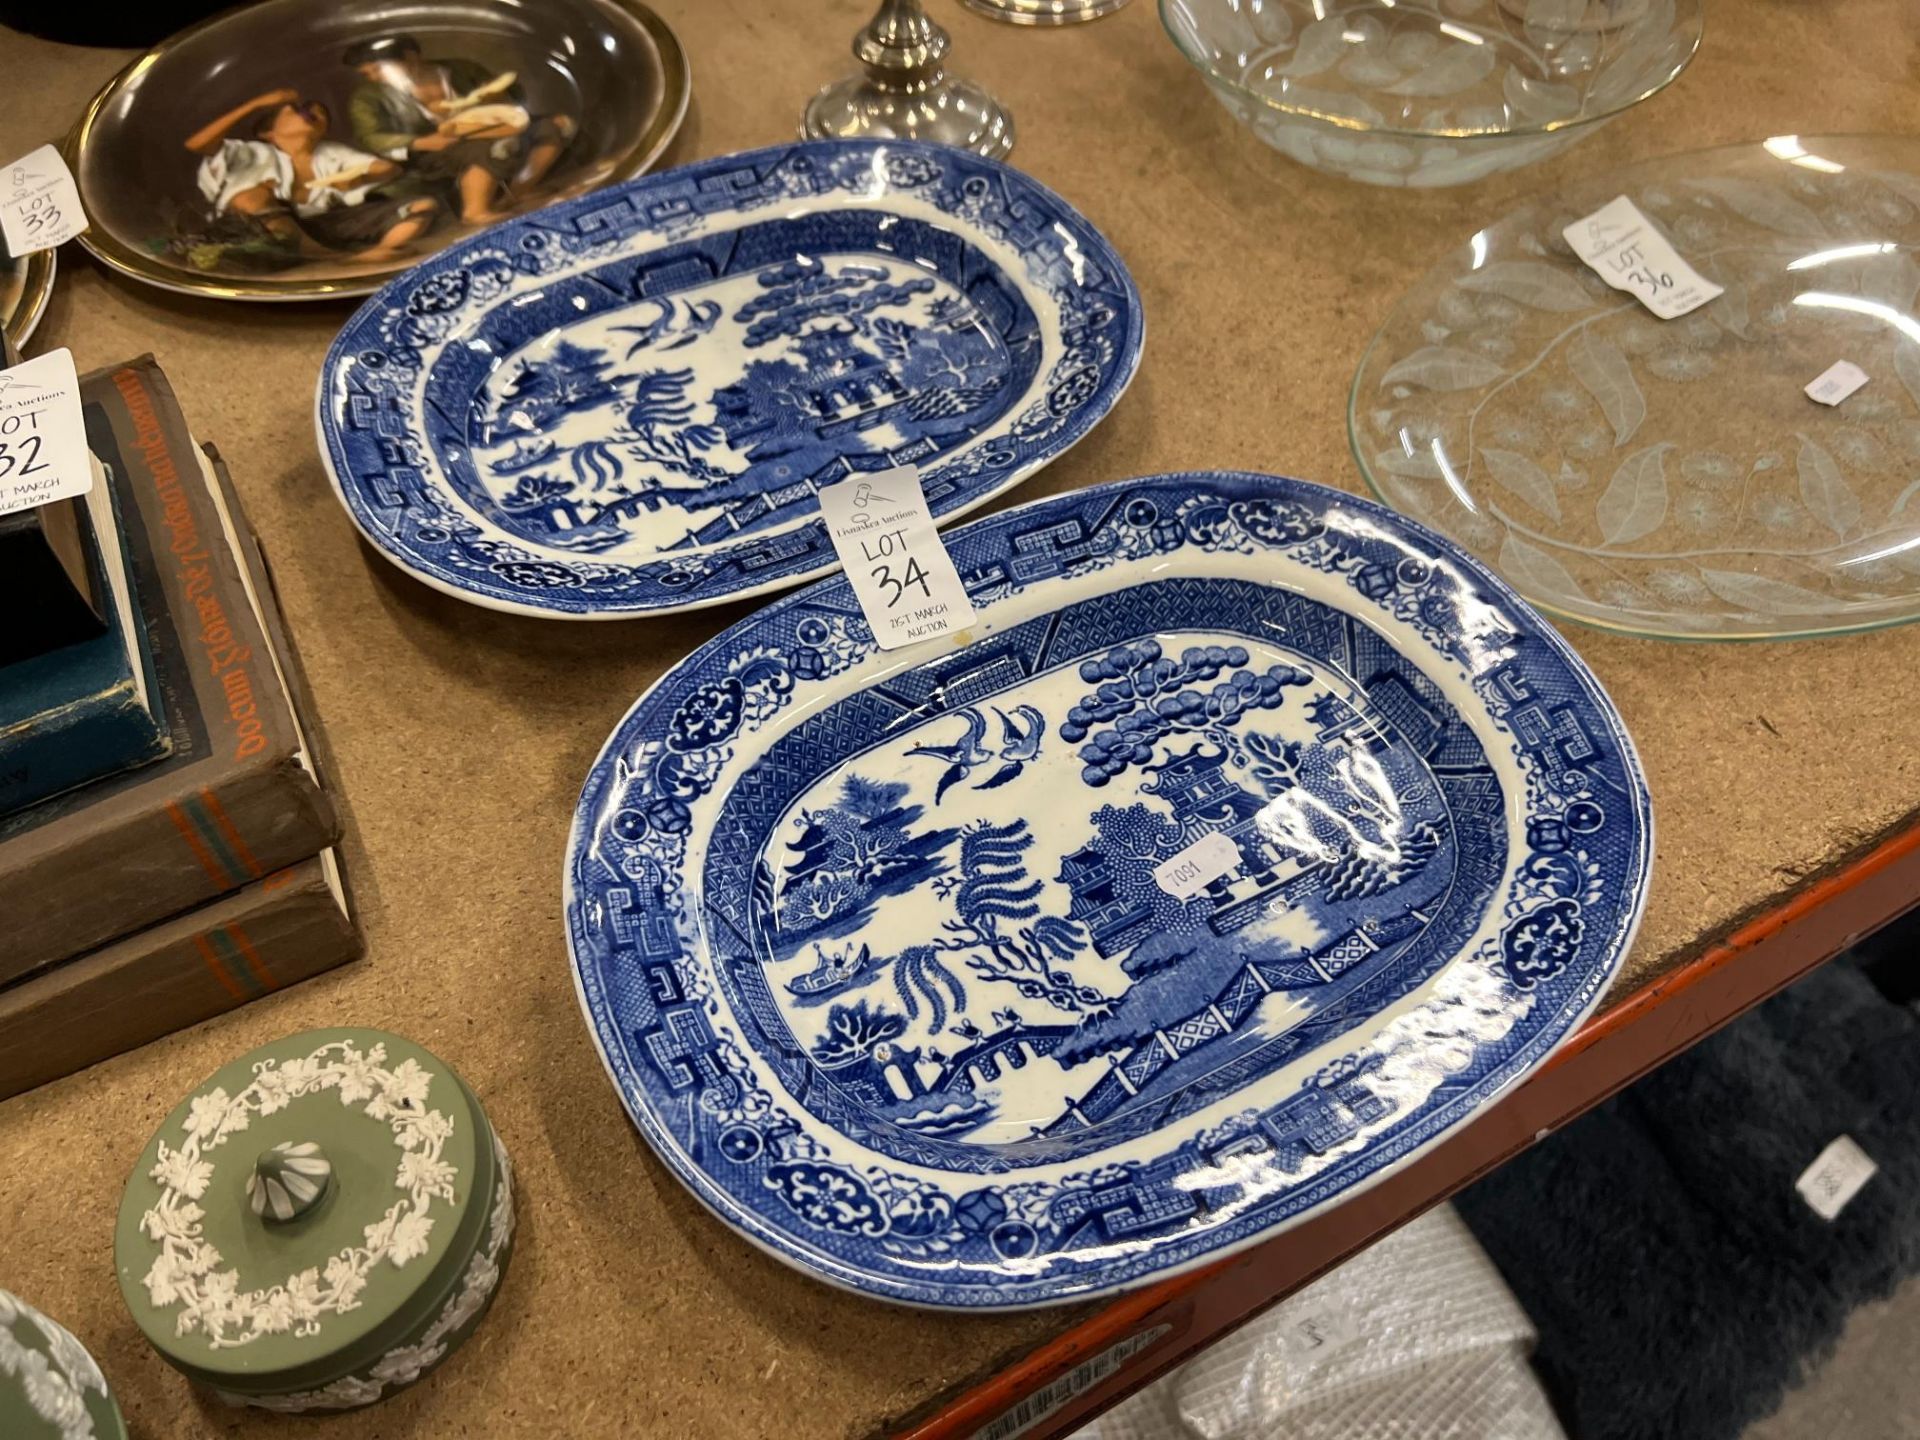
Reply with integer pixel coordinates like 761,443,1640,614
1456,952,1920,1440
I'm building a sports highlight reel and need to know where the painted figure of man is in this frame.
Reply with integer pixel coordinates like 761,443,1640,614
342,34,577,226
184,89,442,262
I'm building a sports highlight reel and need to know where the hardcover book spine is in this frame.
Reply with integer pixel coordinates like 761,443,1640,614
0,854,360,1101
0,357,339,981
4,702,333,977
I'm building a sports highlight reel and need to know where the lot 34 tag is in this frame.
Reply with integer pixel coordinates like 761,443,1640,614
818,465,976,651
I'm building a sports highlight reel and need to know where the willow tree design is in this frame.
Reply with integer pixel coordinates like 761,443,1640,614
852,820,1109,1036
471,250,1020,555
928,821,1106,1017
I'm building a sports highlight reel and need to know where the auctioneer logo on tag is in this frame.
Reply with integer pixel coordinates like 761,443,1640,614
0,347,93,517
817,464,977,651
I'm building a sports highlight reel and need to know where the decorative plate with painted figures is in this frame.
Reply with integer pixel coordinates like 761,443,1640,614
0,244,53,353
1354,134,1920,639
68,0,688,300
566,471,1652,1307
316,139,1143,616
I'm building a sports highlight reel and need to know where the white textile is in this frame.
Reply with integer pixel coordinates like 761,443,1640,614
195,139,381,217
1077,1206,1565,1440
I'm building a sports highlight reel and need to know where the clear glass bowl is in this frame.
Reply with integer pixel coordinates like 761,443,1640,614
1160,0,1701,188
1351,135,1920,640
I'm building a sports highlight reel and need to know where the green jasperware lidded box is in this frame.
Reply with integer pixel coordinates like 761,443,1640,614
0,1289,127,1440
113,1027,515,1412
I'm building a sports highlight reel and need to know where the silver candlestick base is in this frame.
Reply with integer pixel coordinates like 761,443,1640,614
803,0,1015,160
959,0,1132,24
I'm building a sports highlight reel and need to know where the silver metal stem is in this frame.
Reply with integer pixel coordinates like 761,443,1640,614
803,0,1016,160
960,0,1133,25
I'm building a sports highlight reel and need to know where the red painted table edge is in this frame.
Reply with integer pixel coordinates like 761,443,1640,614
886,818,1920,1440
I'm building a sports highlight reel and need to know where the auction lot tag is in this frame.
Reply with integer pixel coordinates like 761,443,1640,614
818,466,976,650
0,348,92,517
1796,1135,1877,1221
0,144,86,256
1563,195,1723,319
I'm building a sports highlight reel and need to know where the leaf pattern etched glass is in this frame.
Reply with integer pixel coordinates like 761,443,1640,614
1353,136,1920,638
1161,0,1701,188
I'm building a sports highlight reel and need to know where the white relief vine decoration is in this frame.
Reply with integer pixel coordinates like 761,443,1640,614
140,1039,459,1349
0,1290,110,1440
230,1133,515,1413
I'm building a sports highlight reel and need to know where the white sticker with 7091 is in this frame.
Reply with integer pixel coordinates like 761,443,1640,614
817,466,976,650
1154,830,1243,900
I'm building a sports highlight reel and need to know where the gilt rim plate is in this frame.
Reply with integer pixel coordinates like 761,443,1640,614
1352,134,1920,640
565,471,1652,1307
316,139,1143,617
67,0,689,302
0,247,53,352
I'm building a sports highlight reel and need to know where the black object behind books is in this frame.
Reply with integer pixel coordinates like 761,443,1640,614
0,1,229,47
1457,958,1920,1440
0,455,171,812
0,495,104,663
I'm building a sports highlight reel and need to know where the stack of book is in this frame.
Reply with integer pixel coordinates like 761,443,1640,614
0,355,360,1100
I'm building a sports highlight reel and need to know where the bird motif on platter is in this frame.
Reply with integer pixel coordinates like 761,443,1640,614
905,708,994,803
975,705,1045,791
661,300,721,349
617,299,724,357
612,300,675,357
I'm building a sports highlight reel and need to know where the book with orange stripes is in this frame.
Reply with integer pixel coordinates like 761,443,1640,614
0,357,339,983
0,849,360,1100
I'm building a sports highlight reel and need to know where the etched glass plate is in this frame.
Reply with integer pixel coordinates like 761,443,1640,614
317,140,1142,617
566,472,1651,1307
1353,135,1920,639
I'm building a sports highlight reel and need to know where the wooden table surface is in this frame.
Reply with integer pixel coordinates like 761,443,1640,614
3,2,1919,1436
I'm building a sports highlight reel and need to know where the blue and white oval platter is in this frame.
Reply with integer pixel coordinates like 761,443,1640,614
315,139,1142,617
566,471,1652,1307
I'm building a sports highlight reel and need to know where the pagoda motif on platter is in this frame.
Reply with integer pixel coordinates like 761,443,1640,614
1056,743,1330,959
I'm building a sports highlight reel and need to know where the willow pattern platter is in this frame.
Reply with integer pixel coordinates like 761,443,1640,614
1354,135,1920,639
566,472,1650,1307
317,139,1142,617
